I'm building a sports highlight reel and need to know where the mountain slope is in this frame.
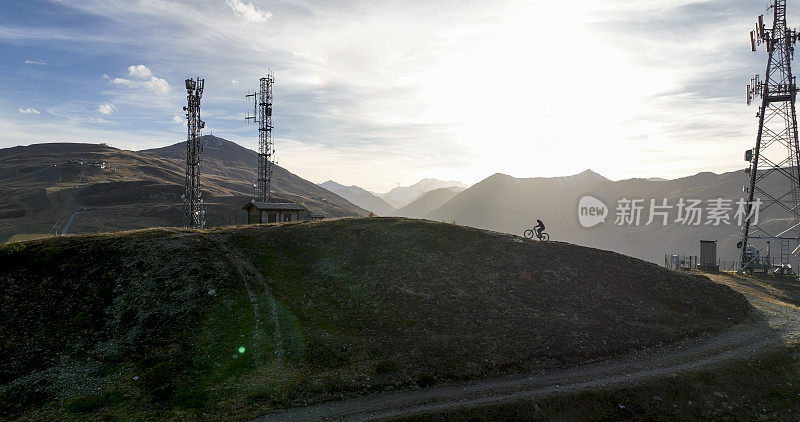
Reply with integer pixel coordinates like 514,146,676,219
0,218,750,420
394,187,462,218
140,135,368,218
381,178,467,208
427,169,787,265
318,180,396,216
0,137,367,241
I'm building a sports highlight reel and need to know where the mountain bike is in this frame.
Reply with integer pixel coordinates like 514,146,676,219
524,228,549,242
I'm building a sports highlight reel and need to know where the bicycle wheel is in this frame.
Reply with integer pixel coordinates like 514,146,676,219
540,232,550,242
523,229,534,239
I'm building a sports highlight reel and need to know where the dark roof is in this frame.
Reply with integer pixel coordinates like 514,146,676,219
243,200,306,211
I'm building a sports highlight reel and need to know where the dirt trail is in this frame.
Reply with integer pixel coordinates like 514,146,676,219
255,273,800,422
60,210,85,235
210,236,286,364
57,186,88,235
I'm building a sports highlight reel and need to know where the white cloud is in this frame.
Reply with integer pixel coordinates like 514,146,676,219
97,103,118,114
127,64,152,79
231,80,239,85
110,76,170,93
18,107,40,114
70,116,109,124
109,65,171,94
24,59,47,65
172,115,183,124
225,0,272,23
143,77,170,93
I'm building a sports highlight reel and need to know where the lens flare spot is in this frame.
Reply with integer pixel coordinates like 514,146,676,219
238,346,246,354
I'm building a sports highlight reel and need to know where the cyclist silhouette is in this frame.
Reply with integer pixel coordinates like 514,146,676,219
534,219,545,238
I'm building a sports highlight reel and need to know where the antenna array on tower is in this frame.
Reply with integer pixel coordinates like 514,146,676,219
183,77,206,228
246,72,275,202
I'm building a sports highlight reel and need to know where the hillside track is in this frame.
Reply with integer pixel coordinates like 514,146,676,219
60,209,87,235
255,272,799,422
208,235,286,365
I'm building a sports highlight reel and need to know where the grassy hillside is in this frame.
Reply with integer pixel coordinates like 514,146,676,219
0,137,367,242
0,218,751,420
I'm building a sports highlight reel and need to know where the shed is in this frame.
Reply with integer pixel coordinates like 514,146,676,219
698,240,719,271
243,200,307,224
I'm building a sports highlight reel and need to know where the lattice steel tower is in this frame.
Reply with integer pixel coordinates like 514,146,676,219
246,73,275,202
740,0,800,272
183,77,206,228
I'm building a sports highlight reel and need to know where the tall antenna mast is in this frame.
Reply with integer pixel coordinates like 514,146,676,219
183,77,206,228
740,0,800,272
246,72,275,202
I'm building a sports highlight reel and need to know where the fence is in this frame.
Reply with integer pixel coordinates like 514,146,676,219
664,254,741,272
202,204,249,228
718,260,741,272
664,254,696,270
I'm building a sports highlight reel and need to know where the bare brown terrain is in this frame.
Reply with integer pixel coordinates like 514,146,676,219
0,136,367,242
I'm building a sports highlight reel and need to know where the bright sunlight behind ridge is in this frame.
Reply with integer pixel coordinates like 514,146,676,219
0,0,783,191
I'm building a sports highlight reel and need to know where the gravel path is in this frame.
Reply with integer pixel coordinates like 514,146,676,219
255,273,799,421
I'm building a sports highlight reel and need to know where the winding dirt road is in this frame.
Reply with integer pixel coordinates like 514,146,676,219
255,272,799,422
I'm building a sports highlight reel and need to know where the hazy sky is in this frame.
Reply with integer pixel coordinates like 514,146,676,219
0,0,790,192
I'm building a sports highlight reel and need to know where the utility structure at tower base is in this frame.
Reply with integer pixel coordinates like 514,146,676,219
183,77,206,229
739,0,800,274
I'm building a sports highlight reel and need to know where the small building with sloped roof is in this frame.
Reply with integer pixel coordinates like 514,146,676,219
243,200,319,224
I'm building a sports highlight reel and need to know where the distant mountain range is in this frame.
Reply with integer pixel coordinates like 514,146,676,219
319,181,396,216
318,178,467,215
309,167,790,266
379,178,467,209
3,137,786,269
394,187,463,218
0,136,367,242
425,169,792,266
305,168,786,267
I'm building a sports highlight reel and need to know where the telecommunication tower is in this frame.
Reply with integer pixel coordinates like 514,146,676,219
183,77,206,228
740,0,800,272
246,73,275,202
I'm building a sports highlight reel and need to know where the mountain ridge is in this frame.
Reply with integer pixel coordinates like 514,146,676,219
379,178,468,208
0,136,367,241
318,180,396,216
426,168,775,265
396,187,463,218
